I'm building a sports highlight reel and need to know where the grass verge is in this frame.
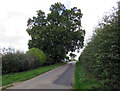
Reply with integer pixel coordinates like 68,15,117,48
2,63,65,87
74,62,101,90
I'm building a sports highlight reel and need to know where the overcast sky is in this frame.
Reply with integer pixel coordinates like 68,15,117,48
0,0,118,58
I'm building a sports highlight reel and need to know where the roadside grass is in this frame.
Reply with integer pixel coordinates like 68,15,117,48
2,63,65,87
74,62,101,90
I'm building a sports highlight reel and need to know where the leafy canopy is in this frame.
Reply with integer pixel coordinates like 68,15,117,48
26,2,85,63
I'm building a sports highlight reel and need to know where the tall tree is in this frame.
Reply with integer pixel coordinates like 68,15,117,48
26,2,85,63
69,53,76,60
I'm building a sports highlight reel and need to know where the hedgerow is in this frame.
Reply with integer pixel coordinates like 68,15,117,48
79,6,120,90
2,48,46,74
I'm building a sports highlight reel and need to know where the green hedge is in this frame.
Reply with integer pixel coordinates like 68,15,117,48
2,51,40,74
79,8,120,90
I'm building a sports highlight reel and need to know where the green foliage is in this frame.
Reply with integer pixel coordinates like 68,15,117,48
79,6,120,90
2,51,40,74
26,2,85,63
69,53,76,60
27,48,46,65
65,56,69,60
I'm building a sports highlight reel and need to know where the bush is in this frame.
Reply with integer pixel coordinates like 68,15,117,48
79,7,120,90
44,55,54,66
27,48,46,66
2,51,40,74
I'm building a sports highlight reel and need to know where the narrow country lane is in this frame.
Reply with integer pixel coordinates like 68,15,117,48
6,61,75,90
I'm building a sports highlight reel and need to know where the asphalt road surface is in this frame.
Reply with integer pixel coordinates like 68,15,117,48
7,61,76,90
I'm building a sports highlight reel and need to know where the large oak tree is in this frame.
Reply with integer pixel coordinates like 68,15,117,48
26,2,85,63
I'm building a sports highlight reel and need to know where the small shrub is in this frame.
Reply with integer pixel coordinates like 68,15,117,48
27,48,46,66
